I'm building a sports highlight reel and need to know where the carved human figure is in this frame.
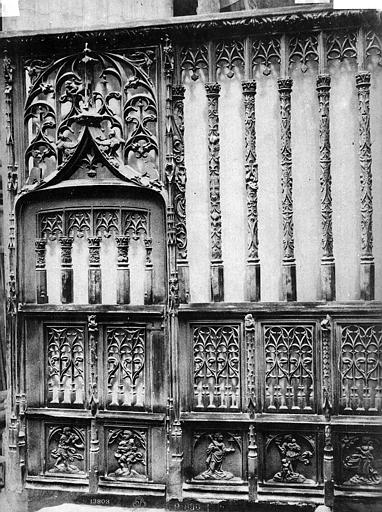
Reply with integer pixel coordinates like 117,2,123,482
344,439,382,486
195,432,235,480
271,435,314,484
49,427,84,473
110,430,145,480
96,128,125,162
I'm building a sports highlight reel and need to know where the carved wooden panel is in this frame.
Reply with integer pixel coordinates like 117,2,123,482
105,427,148,481
180,45,208,81
338,324,382,414
24,45,159,183
45,424,87,477
46,325,85,407
262,432,318,486
191,431,243,482
289,33,319,73
326,31,357,62
193,325,240,411
338,432,382,488
263,325,315,413
216,40,244,79
106,326,146,409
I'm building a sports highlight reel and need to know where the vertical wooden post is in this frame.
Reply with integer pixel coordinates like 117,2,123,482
242,80,260,301
172,84,190,303
59,237,73,303
317,75,336,301
205,81,224,302
323,425,334,508
278,77,296,301
245,313,256,416
248,423,258,502
35,238,48,303
144,236,153,304
116,236,130,304
356,70,375,300
88,236,101,304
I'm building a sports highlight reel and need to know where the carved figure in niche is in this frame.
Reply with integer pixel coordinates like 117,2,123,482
195,432,235,480
344,438,381,486
270,435,314,484
49,427,84,473
109,429,146,480
96,128,125,164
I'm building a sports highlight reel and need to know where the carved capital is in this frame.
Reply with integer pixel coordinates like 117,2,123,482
172,84,185,100
88,236,101,266
59,237,73,266
356,71,371,89
35,238,47,269
242,80,257,95
277,77,293,93
205,82,221,97
316,74,331,91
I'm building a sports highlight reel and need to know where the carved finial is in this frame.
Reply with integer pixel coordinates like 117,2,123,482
321,314,332,331
245,313,255,330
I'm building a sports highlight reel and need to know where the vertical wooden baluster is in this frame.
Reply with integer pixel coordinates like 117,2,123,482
88,236,102,304
35,238,48,303
59,237,73,303
278,76,296,301
144,236,153,304
206,80,224,302
116,235,130,304
248,423,258,502
242,80,260,301
317,73,336,301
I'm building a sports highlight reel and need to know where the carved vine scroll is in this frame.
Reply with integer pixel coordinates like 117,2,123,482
278,78,296,301
356,71,374,300
242,80,260,301
317,74,335,301
206,82,224,302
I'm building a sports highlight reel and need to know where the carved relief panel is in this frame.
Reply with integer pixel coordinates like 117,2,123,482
261,431,319,487
104,427,148,481
190,431,244,483
45,424,87,477
337,432,382,489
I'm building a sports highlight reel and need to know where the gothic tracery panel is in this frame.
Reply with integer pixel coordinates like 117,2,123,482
264,325,315,413
193,325,240,411
46,326,85,406
339,324,382,414
106,326,146,408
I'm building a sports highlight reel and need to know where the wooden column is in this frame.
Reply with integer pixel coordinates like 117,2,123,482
116,236,130,304
205,81,224,302
144,236,153,304
59,237,73,303
317,75,335,301
248,423,258,502
35,238,48,303
172,84,190,303
242,80,260,301
245,313,256,416
88,236,101,304
356,71,375,300
278,77,296,301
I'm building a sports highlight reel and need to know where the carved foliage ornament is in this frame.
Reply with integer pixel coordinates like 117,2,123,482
317,74,334,260
278,78,295,262
180,45,208,81
289,34,319,73
242,80,259,263
172,85,188,261
206,82,223,263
